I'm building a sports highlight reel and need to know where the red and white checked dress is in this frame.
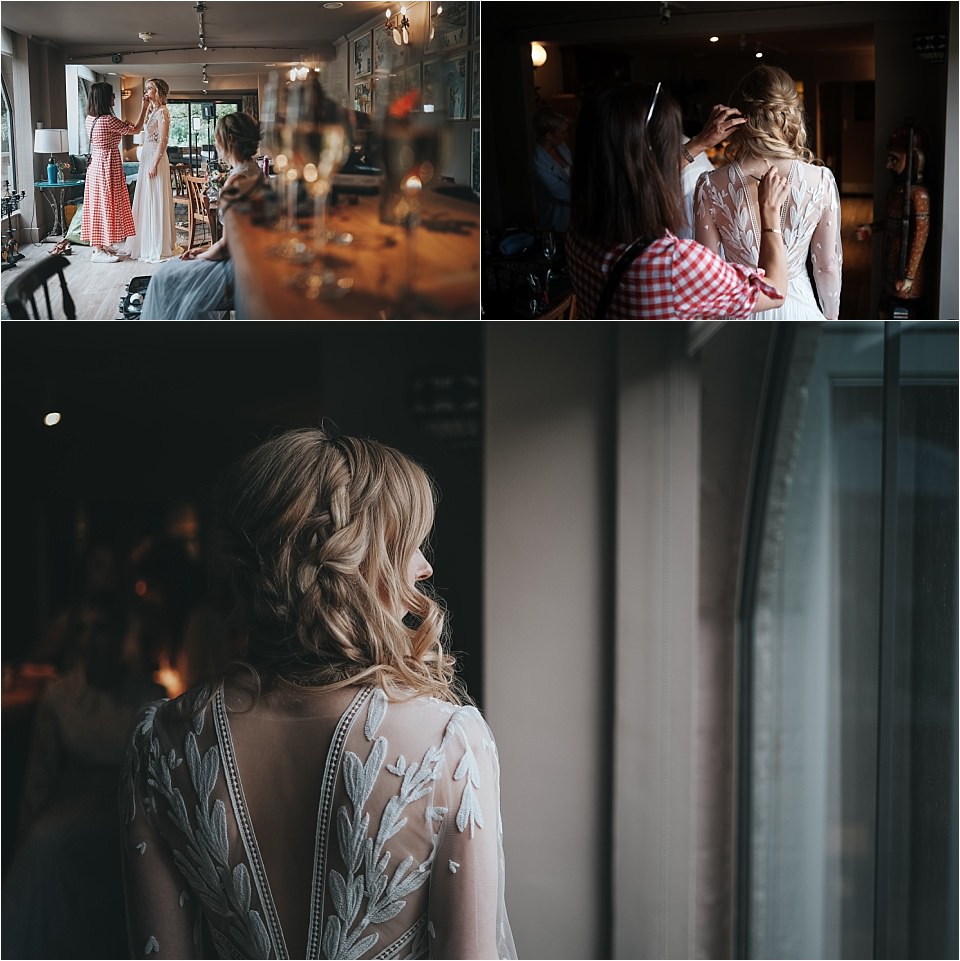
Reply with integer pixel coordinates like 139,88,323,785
82,114,136,247
566,229,781,320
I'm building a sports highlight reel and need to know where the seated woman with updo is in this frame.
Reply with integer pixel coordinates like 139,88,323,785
141,111,266,320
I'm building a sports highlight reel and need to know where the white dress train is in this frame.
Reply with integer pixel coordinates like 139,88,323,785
694,159,842,319
124,106,182,263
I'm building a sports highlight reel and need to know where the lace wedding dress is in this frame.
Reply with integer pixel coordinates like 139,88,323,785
124,106,182,262
694,159,842,319
121,681,517,960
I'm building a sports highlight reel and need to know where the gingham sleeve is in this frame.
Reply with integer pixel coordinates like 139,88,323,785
672,239,781,319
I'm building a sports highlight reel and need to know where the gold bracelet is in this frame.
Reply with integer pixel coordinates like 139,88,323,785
761,228,782,234
682,147,695,165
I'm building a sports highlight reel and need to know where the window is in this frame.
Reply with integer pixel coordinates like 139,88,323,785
2,73,14,192
168,98,243,159
739,322,958,959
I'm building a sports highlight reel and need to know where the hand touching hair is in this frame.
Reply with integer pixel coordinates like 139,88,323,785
213,428,460,703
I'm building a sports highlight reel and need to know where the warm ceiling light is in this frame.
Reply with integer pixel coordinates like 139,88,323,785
531,42,547,68
709,36,719,43
323,2,343,7
43,412,61,427
755,50,763,58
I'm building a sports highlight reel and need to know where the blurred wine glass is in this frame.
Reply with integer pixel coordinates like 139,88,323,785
287,70,352,299
261,71,311,260
379,80,445,317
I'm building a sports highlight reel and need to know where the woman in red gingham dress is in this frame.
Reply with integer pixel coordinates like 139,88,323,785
566,83,790,320
82,82,148,262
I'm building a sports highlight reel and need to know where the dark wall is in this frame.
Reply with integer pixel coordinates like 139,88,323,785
3,322,485,702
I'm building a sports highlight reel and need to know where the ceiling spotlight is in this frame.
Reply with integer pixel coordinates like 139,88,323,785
660,2,671,26
755,50,763,58
323,1,343,6
139,31,154,43
709,36,719,43
202,64,209,85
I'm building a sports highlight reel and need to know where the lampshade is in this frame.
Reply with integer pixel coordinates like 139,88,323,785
34,128,69,155
531,42,548,68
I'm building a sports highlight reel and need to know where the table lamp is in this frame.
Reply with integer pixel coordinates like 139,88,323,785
35,128,69,183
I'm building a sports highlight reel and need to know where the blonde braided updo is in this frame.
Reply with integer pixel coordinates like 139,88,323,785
726,65,815,164
213,428,460,703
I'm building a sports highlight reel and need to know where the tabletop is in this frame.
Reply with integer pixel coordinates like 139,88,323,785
35,180,85,189
225,185,480,320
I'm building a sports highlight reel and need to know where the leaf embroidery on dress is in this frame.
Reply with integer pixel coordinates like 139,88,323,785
137,842,148,855
449,860,460,874
144,935,159,955
323,698,445,961
137,709,273,959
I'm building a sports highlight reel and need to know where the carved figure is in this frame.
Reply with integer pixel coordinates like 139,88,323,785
856,124,931,318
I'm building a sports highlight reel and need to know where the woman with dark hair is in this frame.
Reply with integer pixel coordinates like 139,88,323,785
82,81,148,263
694,65,842,319
120,428,515,959
141,112,266,319
566,82,790,319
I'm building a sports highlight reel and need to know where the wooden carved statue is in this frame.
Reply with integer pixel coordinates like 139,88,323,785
856,124,931,319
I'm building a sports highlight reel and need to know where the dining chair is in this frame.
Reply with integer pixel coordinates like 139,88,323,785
183,173,212,249
4,254,77,319
538,290,577,320
170,164,190,242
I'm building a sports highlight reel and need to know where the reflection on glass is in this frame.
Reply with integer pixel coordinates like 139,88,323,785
744,323,958,959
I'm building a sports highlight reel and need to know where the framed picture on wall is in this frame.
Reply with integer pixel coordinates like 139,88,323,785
374,23,407,73
353,79,373,114
471,49,479,119
446,56,467,120
353,32,372,78
426,1,468,53
401,63,422,100
422,60,441,112
471,127,480,195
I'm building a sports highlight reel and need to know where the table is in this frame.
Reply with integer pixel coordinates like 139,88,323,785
225,186,480,319
34,179,85,240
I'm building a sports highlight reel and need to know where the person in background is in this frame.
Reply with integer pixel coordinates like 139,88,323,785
1,595,164,959
566,82,789,319
531,105,573,233
120,428,516,959
82,81,148,263
694,64,842,319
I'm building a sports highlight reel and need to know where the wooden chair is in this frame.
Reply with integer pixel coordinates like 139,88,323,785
183,173,213,250
4,254,76,319
170,164,190,241
538,290,577,320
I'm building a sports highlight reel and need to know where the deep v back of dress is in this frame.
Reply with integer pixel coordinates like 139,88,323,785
694,158,843,319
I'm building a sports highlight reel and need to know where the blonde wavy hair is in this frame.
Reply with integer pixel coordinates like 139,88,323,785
725,65,815,164
213,428,461,703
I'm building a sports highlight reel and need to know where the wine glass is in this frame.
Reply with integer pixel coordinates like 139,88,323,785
379,83,445,317
287,71,352,299
261,72,311,262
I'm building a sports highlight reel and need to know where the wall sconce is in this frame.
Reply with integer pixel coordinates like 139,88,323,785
385,6,410,45
429,3,443,43
531,42,548,68
121,88,132,100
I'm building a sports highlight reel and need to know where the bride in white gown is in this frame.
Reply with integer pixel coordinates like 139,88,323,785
124,78,182,263
694,65,842,320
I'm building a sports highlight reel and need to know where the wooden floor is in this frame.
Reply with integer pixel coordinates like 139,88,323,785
1,239,172,320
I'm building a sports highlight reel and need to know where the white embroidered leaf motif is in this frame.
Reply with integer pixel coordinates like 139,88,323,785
449,860,460,873
137,842,147,855
144,936,159,955
388,754,407,776
364,689,387,740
